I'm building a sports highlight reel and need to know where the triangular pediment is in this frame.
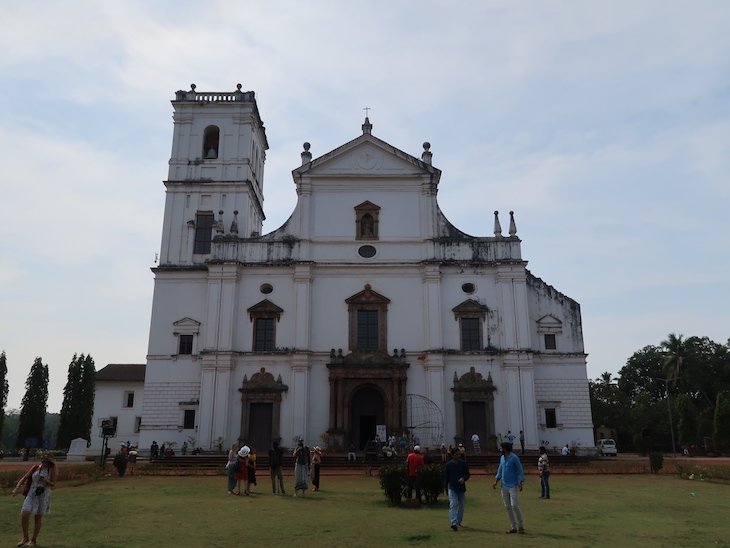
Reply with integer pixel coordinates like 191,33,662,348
452,299,488,318
345,284,390,305
292,133,440,179
247,299,284,320
537,314,563,333
354,200,381,212
172,317,201,334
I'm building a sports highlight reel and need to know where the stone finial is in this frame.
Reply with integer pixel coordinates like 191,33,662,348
493,211,502,237
301,142,312,165
362,116,373,135
509,211,517,237
230,210,239,235
421,142,432,165
234,83,244,100
216,210,225,235
190,83,196,91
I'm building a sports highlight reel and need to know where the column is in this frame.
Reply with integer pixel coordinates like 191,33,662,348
198,354,234,449
422,265,442,350
291,356,310,441
518,364,538,451
293,264,312,350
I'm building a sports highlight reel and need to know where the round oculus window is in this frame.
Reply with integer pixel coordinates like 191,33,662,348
358,245,377,258
461,283,476,294
260,283,273,294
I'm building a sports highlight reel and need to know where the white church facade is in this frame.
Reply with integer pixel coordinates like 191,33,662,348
138,84,594,454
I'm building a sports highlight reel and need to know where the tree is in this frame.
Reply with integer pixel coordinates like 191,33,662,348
0,351,8,444
714,391,730,452
589,372,631,448
56,354,82,450
673,393,697,447
617,345,666,402
56,354,96,450
16,357,49,449
661,333,686,386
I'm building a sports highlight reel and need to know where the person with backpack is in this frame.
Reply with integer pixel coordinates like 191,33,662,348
12,452,58,547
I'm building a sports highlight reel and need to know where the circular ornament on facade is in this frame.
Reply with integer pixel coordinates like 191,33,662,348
461,282,476,294
260,283,273,294
358,245,377,258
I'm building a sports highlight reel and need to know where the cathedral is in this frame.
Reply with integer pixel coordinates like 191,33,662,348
137,84,594,454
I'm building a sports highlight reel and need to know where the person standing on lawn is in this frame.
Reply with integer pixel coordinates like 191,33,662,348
293,439,310,496
12,452,58,547
406,445,425,503
269,439,286,495
444,446,470,531
538,446,551,499
493,441,526,534
310,446,322,491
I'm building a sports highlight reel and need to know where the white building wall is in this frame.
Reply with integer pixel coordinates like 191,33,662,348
134,89,595,453
89,381,144,454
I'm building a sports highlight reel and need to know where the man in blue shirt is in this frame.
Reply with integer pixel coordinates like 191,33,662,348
493,441,525,534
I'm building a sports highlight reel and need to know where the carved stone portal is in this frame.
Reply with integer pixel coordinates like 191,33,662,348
327,350,408,449
452,366,496,446
239,367,288,449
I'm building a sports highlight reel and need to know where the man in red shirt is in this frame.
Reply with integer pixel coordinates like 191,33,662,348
406,445,425,503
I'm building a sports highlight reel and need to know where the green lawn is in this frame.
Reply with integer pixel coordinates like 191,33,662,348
1,474,728,547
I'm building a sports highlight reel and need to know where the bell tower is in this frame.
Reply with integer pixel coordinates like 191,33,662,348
158,83,269,265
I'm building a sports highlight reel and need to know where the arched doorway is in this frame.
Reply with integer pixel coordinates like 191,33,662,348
351,385,385,449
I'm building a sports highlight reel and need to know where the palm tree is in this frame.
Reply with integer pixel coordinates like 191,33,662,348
599,371,617,386
661,333,686,386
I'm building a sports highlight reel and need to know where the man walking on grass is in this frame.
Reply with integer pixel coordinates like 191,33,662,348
444,447,470,531
493,441,525,534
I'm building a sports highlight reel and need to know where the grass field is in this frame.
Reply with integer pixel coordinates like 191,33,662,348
1,473,728,547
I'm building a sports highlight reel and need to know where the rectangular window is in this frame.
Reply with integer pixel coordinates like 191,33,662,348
134,417,142,434
545,408,557,428
253,317,275,351
183,409,196,430
193,212,215,254
123,392,134,408
179,334,194,355
357,309,379,351
544,333,557,350
460,317,482,351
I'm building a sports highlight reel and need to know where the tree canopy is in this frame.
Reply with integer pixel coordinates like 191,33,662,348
0,351,8,443
592,333,730,453
16,357,49,449
56,353,96,450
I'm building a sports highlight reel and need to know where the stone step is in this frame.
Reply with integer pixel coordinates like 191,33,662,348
146,453,592,469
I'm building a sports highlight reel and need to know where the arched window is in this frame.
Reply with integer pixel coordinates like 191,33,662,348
203,125,220,159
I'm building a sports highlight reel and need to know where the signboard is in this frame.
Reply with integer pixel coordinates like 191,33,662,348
376,424,387,444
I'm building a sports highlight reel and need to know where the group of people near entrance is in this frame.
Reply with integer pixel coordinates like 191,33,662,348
404,441,552,534
226,442,258,495
227,438,322,496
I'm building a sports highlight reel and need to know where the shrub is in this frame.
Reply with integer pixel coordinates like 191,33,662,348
649,452,663,474
1,463,105,490
417,464,444,504
676,462,730,483
378,464,406,505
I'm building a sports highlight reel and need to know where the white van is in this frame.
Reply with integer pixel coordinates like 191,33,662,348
598,439,618,456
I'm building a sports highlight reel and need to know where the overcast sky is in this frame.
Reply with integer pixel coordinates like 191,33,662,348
1,1,728,413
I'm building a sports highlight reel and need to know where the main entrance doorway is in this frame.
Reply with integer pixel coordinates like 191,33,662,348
351,386,385,449
248,402,273,451
462,401,487,450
